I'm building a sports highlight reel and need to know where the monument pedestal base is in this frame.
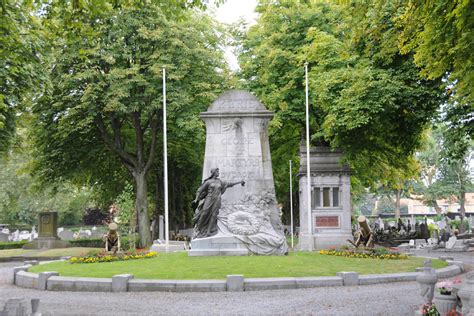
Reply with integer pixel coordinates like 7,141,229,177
298,232,354,251
313,232,353,250
23,237,70,250
189,234,249,256
150,241,187,252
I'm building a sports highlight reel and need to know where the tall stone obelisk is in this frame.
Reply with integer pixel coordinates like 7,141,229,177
189,90,288,256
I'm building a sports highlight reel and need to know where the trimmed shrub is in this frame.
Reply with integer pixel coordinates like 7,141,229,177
0,240,28,250
69,238,104,248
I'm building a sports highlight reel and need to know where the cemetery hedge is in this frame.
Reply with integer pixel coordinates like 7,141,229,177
69,238,104,248
0,241,28,250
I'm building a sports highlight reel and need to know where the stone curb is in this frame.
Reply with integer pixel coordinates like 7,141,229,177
12,262,463,293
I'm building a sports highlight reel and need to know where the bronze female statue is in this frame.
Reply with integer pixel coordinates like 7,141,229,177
192,168,245,238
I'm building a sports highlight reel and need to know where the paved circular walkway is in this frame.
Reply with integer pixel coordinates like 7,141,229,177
1,250,472,315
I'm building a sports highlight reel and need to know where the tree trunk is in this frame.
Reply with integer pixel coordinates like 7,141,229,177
395,189,401,219
134,171,151,248
459,191,466,233
433,200,443,214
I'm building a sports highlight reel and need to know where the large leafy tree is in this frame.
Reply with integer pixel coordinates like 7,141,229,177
238,1,444,210
0,1,47,153
34,3,228,246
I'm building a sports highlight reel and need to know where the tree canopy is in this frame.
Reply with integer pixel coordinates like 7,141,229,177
32,2,229,246
238,1,445,208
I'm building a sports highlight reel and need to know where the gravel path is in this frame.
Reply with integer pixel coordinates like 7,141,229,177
1,250,471,316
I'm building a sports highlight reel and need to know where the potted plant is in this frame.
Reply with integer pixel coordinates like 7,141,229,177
433,279,461,315
421,303,439,316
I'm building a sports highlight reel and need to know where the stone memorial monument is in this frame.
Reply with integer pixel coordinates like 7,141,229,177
23,211,69,249
189,90,288,256
298,146,353,250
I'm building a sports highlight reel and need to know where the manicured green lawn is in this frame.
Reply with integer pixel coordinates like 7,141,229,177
0,247,101,258
0,249,28,258
30,252,448,279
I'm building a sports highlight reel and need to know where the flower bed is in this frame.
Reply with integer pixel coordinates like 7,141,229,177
69,250,158,264
319,247,408,260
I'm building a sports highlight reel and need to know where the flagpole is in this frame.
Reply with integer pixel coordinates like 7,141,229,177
304,62,313,251
289,160,294,249
163,67,169,252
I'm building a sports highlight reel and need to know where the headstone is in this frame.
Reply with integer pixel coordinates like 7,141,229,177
90,228,103,239
0,232,8,242
445,236,457,249
58,229,75,241
11,230,20,242
189,90,288,256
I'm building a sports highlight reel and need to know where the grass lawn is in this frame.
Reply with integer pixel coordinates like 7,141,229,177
0,249,29,258
30,251,448,279
0,247,101,258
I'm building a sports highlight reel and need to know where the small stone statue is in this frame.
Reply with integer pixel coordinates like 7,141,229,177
416,259,438,305
192,168,245,239
104,223,120,254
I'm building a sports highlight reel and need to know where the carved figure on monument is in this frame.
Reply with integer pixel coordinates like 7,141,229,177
192,168,245,238
189,90,288,256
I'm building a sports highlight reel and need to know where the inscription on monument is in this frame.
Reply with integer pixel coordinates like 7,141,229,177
315,216,339,228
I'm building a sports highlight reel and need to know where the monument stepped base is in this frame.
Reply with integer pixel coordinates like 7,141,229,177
189,234,249,256
23,237,70,250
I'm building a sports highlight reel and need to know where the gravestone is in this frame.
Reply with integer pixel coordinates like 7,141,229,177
0,232,8,242
23,212,69,249
189,90,288,256
58,229,75,241
445,236,457,249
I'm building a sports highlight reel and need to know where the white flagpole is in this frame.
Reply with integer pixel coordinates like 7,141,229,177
163,67,169,252
304,62,313,251
289,160,294,249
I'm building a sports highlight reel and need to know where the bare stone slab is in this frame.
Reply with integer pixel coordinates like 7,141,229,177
226,275,244,292
38,271,59,290
74,277,112,292
337,272,359,286
445,260,464,272
358,272,418,285
47,276,77,291
15,271,38,288
46,276,112,292
295,276,343,288
112,274,134,292
435,265,462,278
244,277,296,291
128,279,177,292
23,260,39,266
12,265,31,284
175,280,226,292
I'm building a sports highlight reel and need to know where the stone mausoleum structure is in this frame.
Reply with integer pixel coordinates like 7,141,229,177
189,90,288,256
298,146,353,250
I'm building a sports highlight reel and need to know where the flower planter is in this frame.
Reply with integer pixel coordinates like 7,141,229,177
433,292,457,315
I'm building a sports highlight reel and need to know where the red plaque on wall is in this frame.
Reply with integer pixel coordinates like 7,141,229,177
315,216,339,228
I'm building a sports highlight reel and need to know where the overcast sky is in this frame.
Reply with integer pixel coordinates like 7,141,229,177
211,0,258,70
